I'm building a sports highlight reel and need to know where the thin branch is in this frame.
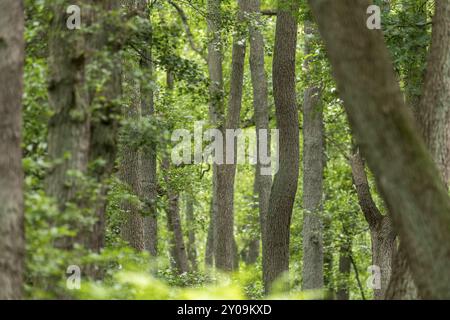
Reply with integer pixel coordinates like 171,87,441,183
325,135,350,161
168,0,207,62
261,9,277,16
128,42,153,63
349,252,366,300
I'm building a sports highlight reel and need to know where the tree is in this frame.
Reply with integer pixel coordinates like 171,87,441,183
162,157,189,274
185,194,198,271
301,18,325,291
0,0,25,300
205,0,224,268
387,0,450,299
350,151,396,299
46,0,91,248
308,0,450,299
336,238,351,300
417,0,450,186
162,72,189,274
137,0,158,257
87,0,123,253
248,0,271,263
215,0,248,271
119,79,145,251
263,0,300,293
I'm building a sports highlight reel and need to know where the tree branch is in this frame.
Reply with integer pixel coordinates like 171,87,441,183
350,151,383,229
261,9,277,16
168,0,207,61
349,252,366,300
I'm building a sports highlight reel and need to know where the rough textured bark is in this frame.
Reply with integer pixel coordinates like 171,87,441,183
301,20,325,291
388,0,450,299
243,238,260,265
120,78,145,251
205,0,224,268
385,1,428,300
336,240,351,300
185,194,198,271
308,0,450,299
162,159,189,274
0,0,25,300
46,0,91,248
350,152,396,299
322,215,335,298
45,0,95,249
249,0,271,257
418,0,450,186
262,0,300,293
137,0,158,257
215,0,248,271
119,142,145,250
87,0,123,253
385,244,419,299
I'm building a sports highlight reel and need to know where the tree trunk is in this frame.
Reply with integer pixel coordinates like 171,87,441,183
205,0,225,269
263,0,300,293
185,194,198,271
308,0,450,299
388,0,450,299
336,240,351,300
205,197,215,267
322,215,334,298
87,0,123,253
350,152,396,299
119,76,145,251
301,20,325,291
137,0,158,257
162,72,189,274
248,0,271,260
0,0,25,299
162,159,189,274
385,244,419,299
385,0,429,300
243,239,260,265
418,0,450,186
215,0,248,271
46,0,91,249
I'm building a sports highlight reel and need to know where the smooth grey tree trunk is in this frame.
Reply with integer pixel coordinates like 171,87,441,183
0,0,25,299
262,0,300,293
308,0,450,299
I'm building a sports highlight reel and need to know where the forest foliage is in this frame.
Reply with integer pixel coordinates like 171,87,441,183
3,0,445,300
